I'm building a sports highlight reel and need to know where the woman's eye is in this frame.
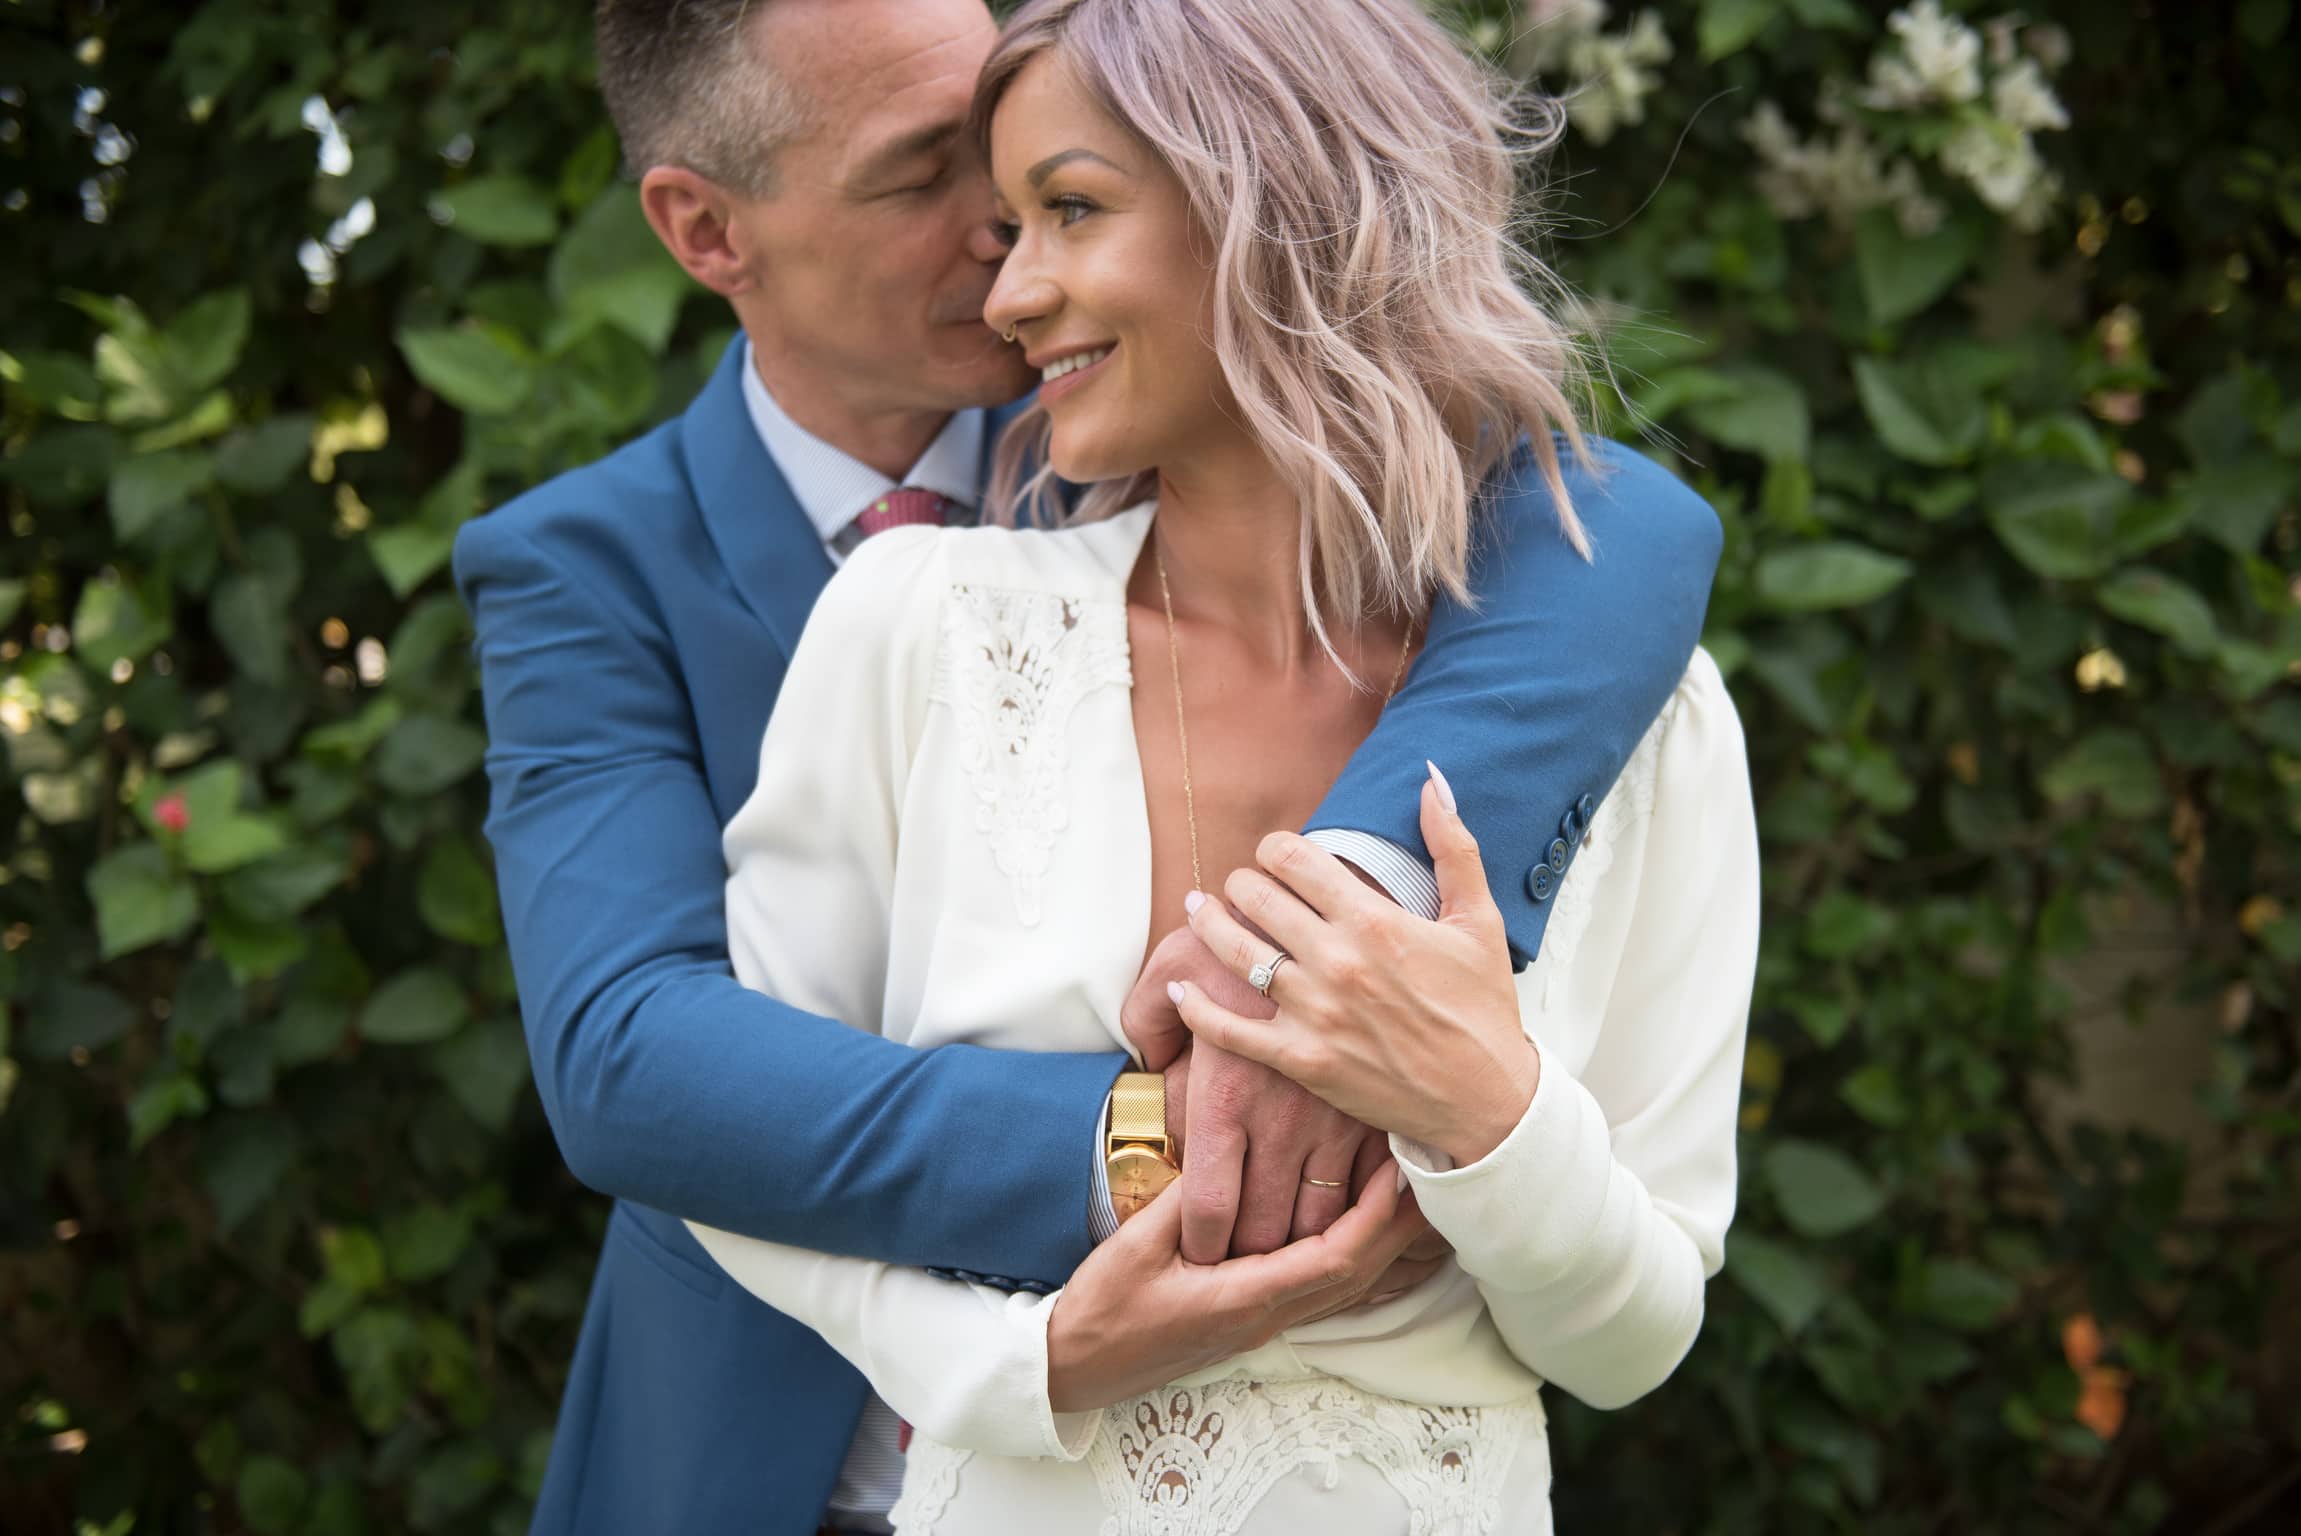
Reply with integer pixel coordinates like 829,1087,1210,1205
1048,194,1095,227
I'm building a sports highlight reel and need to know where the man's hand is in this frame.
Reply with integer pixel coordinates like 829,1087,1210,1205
1125,924,1376,1261
1046,1162,1429,1413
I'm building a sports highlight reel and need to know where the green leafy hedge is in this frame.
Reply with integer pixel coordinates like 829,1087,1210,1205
3,2,2296,1531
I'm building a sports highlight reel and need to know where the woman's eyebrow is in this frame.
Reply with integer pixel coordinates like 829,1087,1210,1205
1026,147,1126,188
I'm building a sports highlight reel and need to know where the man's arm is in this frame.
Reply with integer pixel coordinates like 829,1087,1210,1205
1309,437,1723,966
453,509,1125,1287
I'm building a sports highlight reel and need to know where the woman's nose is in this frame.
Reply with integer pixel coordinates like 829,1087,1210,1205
983,257,1057,348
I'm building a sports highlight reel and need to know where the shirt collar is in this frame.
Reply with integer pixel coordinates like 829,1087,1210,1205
740,338,982,550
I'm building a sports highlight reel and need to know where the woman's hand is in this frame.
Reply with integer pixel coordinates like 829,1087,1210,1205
1170,762,1540,1168
1045,1156,1429,1413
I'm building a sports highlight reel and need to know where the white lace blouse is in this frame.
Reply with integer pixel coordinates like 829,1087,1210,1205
690,505,1759,1535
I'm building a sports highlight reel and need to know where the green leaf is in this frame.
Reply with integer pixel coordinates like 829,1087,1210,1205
218,843,349,923
1698,0,1778,60
385,1202,474,1284
2096,569,2219,655
273,995,351,1069
396,326,537,416
211,569,291,687
1756,542,1912,611
1852,354,1986,467
367,521,457,599
1684,366,1810,463
319,1224,390,1294
2178,456,2289,555
87,842,201,959
168,288,253,392
213,415,314,494
1726,1232,1829,1335
1840,1064,1910,1127
418,836,502,946
375,714,488,796
303,697,405,763
1855,211,1975,328
359,967,470,1045
2040,729,2164,818
549,187,694,352
23,982,139,1059
209,906,308,981
437,174,561,247
1918,1258,2018,1331
236,1454,310,1536
1985,464,2133,581
72,573,173,670
128,1069,211,1149
201,1112,299,1232
1764,1141,1887,1238
2,347,104,412
109,449,214,540
432,1016,531,1132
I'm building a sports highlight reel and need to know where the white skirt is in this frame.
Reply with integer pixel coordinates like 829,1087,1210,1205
891,1375,1552,1536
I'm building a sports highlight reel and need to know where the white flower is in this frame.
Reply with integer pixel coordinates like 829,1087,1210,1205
1552,10,1674,145
1862,0,1984,109
1990,57,2069,133
1942,119,2047,215
1743,105,1938,234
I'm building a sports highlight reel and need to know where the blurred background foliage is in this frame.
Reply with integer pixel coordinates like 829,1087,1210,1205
1,0,2296,1531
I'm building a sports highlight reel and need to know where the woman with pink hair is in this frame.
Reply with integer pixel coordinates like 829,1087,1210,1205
689,0,1757,1529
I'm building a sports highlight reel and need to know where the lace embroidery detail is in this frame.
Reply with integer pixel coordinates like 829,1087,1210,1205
1087,1378,1542,1536
929,583,1133,925
889,1437,970,1531
1535,686,1686,1007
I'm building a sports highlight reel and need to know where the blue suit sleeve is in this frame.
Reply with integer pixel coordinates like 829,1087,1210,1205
1307,439,1723,966
453,512,1126,1286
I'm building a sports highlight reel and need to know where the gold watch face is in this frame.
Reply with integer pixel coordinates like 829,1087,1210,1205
1107,1144,1179,1220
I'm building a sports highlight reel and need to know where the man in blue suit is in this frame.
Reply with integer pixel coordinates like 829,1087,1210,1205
454,0,1721,1530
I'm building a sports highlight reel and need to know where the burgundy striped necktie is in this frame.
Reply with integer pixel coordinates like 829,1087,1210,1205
854,487,955,539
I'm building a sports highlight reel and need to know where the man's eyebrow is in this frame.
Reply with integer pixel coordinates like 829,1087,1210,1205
852,121,961,185
1026,148,1125,188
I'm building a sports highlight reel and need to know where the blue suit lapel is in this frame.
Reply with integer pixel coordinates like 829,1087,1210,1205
680,341,835,661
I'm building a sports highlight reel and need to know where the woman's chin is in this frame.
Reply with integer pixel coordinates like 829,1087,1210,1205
1045,432,1144,490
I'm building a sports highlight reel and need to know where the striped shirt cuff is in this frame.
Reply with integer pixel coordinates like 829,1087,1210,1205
1304,829,1442,920
1088,1095,1120,1244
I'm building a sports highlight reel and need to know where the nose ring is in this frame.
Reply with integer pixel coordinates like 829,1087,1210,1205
1002,326,1017,344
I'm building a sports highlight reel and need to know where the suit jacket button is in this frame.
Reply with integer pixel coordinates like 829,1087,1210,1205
1576,793,1597,823
1547,837,1570,873
1560,807,1584,842
1527,864,1556,902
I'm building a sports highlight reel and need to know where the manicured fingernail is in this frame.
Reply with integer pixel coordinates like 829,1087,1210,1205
1183,890,1206,916
1166,981,1185,1006
1426,760,1457,816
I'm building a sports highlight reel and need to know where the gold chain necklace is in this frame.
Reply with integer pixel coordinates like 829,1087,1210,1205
1154,536,1416,894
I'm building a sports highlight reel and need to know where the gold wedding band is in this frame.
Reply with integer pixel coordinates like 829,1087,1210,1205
1302,1176,1346,1188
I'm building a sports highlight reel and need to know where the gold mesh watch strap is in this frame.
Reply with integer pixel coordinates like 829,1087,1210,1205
1110,1072,1168,1152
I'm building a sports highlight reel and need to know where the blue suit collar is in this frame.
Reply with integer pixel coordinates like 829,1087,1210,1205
681,339,835,661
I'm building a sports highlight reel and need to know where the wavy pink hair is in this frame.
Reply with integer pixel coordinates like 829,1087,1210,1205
974,0,1594,662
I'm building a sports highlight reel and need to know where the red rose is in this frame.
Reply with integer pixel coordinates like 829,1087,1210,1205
154,792,191,835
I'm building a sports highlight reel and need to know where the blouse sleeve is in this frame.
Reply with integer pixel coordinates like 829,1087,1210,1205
1395,653,1758,1410
688,528,1099,1462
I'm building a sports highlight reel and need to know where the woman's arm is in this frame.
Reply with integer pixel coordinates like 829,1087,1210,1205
1396,655,1757,1408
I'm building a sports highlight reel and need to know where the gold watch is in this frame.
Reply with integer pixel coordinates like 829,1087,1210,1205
1105,1072,1179,1223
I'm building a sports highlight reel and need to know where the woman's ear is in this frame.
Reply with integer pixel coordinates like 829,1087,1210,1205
638,165,761,298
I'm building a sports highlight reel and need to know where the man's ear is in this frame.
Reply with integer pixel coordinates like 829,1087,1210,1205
639,165,762,299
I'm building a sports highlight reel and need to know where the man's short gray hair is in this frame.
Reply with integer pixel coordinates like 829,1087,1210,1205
594,0,812,197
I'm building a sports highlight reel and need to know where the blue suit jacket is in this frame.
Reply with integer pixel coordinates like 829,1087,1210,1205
453,339,1721,1534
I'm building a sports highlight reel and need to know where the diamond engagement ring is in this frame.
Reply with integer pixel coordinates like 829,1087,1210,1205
1248,951,1291,997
